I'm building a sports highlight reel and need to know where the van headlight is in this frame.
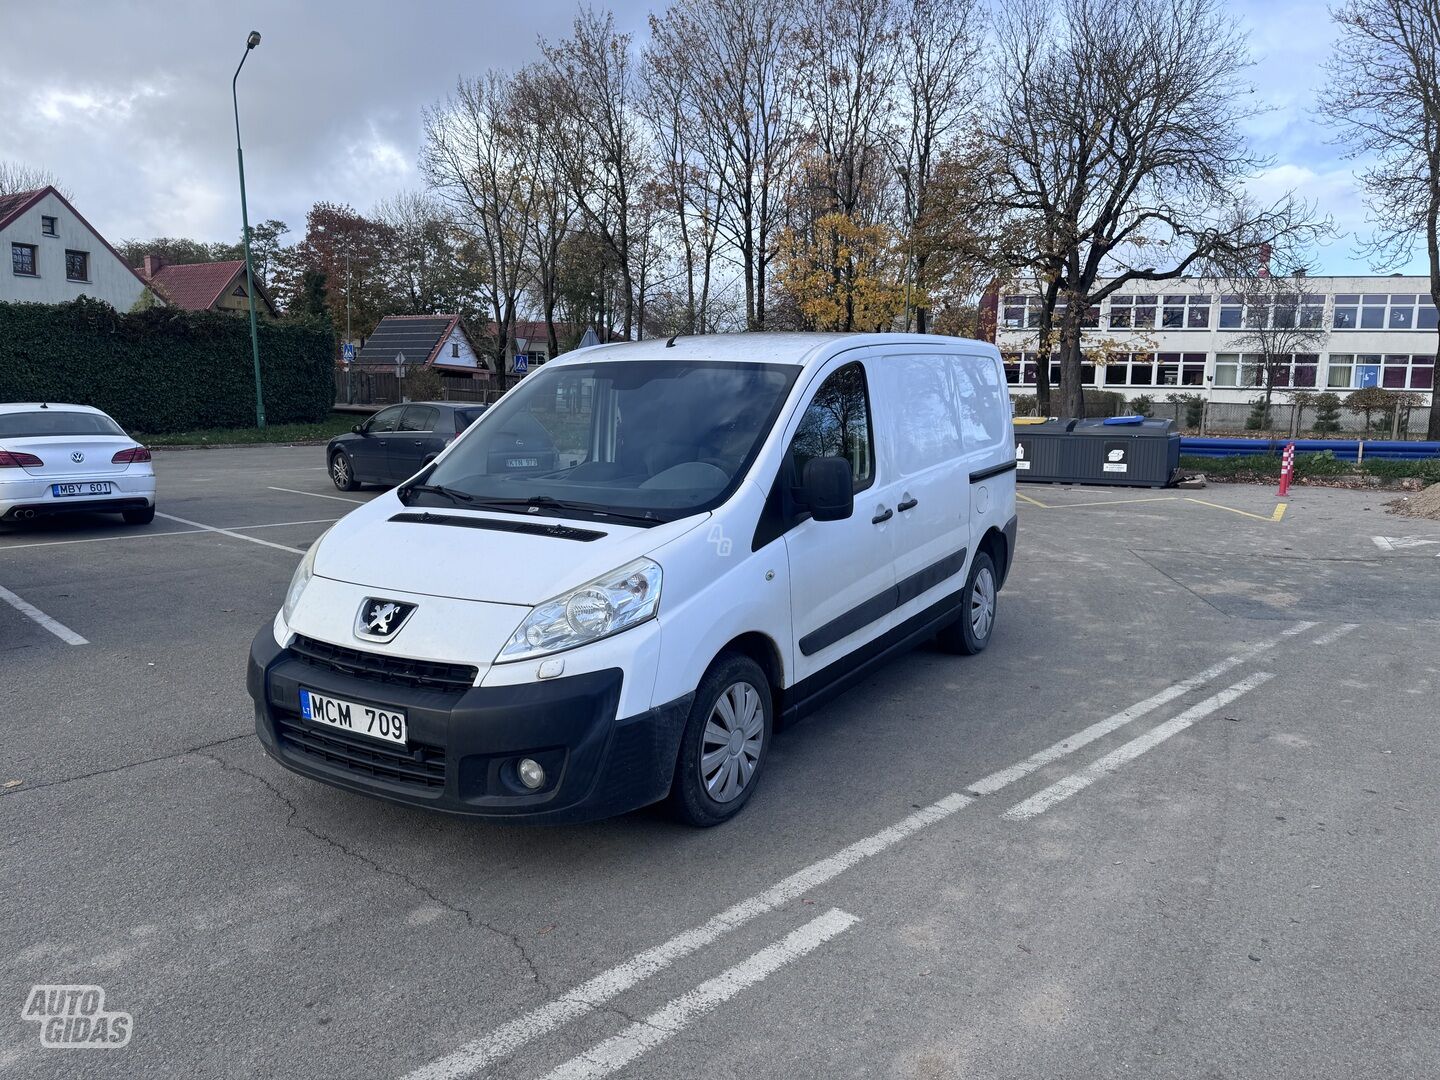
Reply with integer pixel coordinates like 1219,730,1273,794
281,538,321,624
498,558,661,662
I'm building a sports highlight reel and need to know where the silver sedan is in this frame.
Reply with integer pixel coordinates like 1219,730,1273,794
0,403,156,525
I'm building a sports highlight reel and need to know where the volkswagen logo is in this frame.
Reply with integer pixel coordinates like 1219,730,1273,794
354,598,417,641
71,451,85,463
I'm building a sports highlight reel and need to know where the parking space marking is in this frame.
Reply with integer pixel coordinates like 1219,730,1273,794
538,909,859,1080
154,512,306,555
1310,623,1360,647
967,621,1312,796
1002,672,1277,821
268,486,369,505
0,518,340,552
1183,497,1287,523
0,584,88,645
401,793,972,1080
1016,492,1048,508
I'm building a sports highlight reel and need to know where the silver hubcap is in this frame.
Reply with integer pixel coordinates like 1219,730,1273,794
333,457,349,486
701,681,764,804
970,566,995,640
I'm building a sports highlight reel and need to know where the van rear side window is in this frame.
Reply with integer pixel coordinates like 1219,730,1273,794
950,355,1007,451
893,355,963,473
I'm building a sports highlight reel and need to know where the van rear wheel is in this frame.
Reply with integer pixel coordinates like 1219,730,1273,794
937,551,996,656
668,654,773,827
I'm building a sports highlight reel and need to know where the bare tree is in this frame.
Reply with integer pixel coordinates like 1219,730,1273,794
1321,0,1440,439
1226,271,1328,423
421,74,532,373
991,0,1327,417
0,161,69,198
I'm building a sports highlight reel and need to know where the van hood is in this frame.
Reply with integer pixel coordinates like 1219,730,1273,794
312,493,707,606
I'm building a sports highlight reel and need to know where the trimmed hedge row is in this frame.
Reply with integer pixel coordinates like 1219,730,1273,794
0,298,335,434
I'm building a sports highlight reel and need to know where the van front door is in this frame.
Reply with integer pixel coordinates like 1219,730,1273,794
781,358,902,684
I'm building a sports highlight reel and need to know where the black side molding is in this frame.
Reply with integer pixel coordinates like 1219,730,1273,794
970,460,1018,483
798,547,968,657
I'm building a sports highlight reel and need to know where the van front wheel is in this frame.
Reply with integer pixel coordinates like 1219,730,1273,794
937,551,997,656
668,654,773,827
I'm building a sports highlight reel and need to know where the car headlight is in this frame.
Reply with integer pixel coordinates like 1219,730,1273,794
498,558,661,662
281,538,321,624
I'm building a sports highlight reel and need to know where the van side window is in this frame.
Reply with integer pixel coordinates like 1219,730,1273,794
894,355,963,473
946,355,1006,450
788,362,874,491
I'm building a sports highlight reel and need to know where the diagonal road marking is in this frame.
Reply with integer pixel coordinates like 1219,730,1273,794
0,584,88,645
268,486,368,505
155,512,306,555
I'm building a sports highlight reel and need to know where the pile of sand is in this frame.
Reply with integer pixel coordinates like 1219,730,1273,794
1386,482,1440,519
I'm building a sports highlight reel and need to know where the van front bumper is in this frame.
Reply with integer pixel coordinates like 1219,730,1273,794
247,627,691,824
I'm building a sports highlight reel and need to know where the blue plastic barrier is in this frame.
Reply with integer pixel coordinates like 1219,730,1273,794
1179,437,1440,461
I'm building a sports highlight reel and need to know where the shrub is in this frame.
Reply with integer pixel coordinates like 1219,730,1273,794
1012,393,1039,416
1128,394,1155,418
1245,398,1272,430
1312,392,1342,434
0,298,335,433
401,365,444,401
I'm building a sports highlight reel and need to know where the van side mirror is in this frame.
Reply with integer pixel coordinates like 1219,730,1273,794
801,456,854,521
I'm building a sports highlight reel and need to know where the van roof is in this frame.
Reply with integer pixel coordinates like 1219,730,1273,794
549,332,1001,370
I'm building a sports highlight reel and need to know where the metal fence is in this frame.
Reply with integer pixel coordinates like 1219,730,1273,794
335,368,512,409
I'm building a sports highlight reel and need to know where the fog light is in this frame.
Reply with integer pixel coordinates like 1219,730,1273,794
518,758,546,790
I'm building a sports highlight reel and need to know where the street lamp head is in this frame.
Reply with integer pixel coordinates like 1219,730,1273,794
246,30,261,49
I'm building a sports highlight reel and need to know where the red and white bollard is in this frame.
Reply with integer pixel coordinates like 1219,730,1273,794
1277,441,1295,497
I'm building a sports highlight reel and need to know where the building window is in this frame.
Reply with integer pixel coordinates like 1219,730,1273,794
1055,297,1100,328
65,250,89,281
1000,294,1040,329
1155,352,1208,386
1214,353,1262,388
41,216,57,237
1107,294,1156,330
11,243,37,276
1159,294,1212,329
1215,353,1317,389
1331,293,1426,330
451,343,460,358
1327,352,1433,389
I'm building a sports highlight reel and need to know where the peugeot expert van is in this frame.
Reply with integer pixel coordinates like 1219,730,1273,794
247,334,1018,826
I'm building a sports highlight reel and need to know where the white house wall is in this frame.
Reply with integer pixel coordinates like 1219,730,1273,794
1,191,147,310
994,275,1436,408
433,325,487,371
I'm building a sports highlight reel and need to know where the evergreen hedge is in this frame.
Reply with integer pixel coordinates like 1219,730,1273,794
0,298,335,434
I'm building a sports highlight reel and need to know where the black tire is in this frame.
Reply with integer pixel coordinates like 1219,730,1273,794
937,550,997,656
122,504,155,526
668,653,774,827
330,451,361,491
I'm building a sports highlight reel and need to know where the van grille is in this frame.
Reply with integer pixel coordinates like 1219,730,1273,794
288,634,478,691
275,711,447,790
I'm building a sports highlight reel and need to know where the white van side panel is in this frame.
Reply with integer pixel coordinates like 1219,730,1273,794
645,479,792,709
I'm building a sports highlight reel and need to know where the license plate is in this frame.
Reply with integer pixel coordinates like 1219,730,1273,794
299,689,407,745
506,457,539,468
52,482,112,497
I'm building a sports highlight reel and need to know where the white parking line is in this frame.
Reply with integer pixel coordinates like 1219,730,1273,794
539,909,859,1080
0,584,88,645
154,512,306,555
0,518,339,552
400,793,972,1080
1001,672,1277,821
967,621,1313,796
1310,623,1360,647
268,486,368,505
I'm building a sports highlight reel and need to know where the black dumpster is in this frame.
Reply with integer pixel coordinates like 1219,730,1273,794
1067,416,1180,488
1012,419,1076,484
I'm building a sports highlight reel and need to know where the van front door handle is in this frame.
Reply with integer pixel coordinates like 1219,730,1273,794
871,508,893,524
897,497,918,512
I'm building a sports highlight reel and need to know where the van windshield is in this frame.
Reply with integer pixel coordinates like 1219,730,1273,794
413,360,799,524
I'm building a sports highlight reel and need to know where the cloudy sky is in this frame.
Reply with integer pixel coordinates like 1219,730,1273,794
0,0,1412,275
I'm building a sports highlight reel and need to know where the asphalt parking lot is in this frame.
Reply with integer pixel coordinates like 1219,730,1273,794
3,446,1438,1079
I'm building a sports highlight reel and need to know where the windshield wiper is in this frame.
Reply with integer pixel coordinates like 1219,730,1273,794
399,482,473,506
465,495,663,525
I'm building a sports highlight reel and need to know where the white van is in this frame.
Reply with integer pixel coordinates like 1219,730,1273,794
247,334,1017,826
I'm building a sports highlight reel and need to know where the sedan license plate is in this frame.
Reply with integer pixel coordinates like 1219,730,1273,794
506,457,539,468
52,481,112,497
299,689,407,745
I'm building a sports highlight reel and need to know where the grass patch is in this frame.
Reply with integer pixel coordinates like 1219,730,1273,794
1181,452,1440,485
137,411,358,447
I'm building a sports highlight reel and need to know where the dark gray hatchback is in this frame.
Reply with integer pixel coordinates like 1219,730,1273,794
326,402,488,490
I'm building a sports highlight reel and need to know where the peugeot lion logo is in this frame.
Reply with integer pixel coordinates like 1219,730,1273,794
355,598,416,641
71,451,85,463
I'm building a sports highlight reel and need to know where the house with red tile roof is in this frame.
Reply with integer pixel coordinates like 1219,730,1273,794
137,254,277,316
1,186,153,310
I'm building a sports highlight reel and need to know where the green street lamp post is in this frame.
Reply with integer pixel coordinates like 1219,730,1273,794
232,30,265,428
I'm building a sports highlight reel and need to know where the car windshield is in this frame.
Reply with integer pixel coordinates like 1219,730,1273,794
417,360,799,523
0,411,125,437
